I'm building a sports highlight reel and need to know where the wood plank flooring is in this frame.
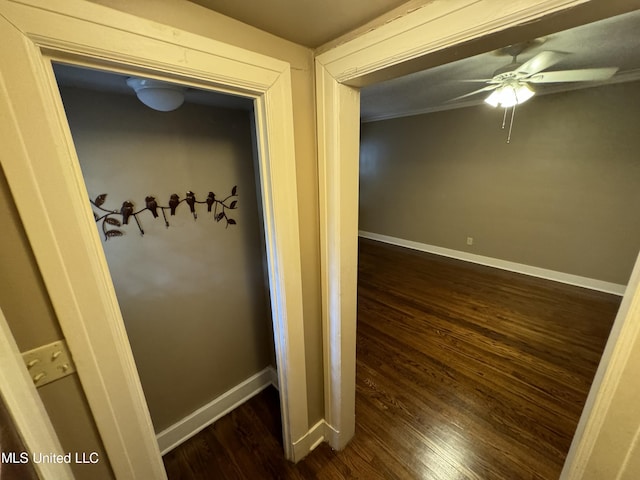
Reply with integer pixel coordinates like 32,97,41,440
163,238,619,479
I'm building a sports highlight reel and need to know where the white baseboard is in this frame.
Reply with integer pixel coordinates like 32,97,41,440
156,364,330,461
323,422,343,450
292,419,327,462
359,231,626,296
156,366,278,455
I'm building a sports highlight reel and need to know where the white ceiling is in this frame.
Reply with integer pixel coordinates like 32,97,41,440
188,0,410,47
361,8,640,122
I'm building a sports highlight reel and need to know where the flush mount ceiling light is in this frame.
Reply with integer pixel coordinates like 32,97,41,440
126,77,185,112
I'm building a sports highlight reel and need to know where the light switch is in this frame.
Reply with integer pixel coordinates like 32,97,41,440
22,340,76,388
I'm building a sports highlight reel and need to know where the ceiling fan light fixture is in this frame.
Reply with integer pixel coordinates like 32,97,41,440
514,82,535,104
484,89,502,108
484,82,534,108
126,77,185,112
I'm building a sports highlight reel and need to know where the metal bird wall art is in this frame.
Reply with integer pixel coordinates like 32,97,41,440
145,196,158,218
185,191,197,219
90,187,239,240
169,194,180,216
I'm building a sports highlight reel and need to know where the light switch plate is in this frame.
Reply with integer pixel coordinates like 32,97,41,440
22,340,76,388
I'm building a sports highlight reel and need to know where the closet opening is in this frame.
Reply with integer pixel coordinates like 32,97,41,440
52,63,281,457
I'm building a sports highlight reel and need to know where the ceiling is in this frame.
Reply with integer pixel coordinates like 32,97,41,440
188,0,410,48
361,8,640,122
54,5,640,123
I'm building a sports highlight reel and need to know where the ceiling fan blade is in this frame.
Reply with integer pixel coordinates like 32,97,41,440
515,51,567,76
448,84,499,102
527,67,618,83
455,79,494,82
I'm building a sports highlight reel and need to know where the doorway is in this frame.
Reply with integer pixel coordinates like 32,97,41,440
53,63,279,455
315,1,640,477
0,4,308,477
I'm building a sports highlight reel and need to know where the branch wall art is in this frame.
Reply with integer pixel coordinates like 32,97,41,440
90,186,238,240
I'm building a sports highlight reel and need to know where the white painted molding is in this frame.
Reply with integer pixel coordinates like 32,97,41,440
158,365,325,462
292,419,327,462
315,60,360,451
157,367,276,455
322,422,341,451
253,74,310,460
360,231,626,296
0,308,73,480
317,0,594,83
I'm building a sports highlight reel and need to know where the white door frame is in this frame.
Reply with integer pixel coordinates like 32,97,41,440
0,0,308,477
315,0,640,476
0,307,74,480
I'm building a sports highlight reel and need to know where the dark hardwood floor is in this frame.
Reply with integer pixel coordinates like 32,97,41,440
163,238,619,479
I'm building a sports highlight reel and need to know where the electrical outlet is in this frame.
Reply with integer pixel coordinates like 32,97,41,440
466,236,474,246
22,340,76,388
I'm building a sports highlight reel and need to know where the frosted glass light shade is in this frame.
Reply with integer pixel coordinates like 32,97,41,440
484,82,534,108
126,78,185,112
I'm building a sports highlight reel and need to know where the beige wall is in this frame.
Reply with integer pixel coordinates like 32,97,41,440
88,0,324,425
59,86,274,432
359,81,640,285
0,168,113,479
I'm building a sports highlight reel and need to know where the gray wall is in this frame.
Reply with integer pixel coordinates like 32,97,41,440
359,81,640,285
60,87,274,433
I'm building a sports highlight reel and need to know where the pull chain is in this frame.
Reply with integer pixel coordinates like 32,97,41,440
507,104,516,144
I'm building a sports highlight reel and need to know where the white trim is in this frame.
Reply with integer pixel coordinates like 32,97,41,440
156,362,324,461
154,365,326,461
322,422,341,450
359,231,627,296
315,60,360,451
156,367,277,455
318,0,593,83
0,307,74,480
252,77,310,460
0,0,308,476
292,419,327,461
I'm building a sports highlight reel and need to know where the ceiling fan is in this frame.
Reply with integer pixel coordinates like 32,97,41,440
452,49,619,108
452,46,619,143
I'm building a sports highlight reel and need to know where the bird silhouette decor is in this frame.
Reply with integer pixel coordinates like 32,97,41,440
185,191,197,219
169,194,180,216
90,186,239,240
145,196,158,218
120,201,134,224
